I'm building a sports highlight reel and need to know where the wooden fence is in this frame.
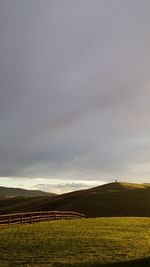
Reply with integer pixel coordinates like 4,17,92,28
0,211,85,226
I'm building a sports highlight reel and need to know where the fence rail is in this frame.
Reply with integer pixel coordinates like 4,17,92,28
0,211,85,226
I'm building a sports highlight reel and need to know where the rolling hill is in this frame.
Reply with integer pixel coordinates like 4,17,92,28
0,186,56,198
1,182,150,217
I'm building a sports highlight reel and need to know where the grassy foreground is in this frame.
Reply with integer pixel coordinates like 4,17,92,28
0,217,150,266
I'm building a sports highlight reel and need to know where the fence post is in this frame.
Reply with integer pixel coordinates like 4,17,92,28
8,215,11,226
30,213,32,224
21,214,23,225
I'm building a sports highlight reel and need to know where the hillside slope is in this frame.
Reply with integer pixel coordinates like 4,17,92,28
0,186,56,198
1,182,150,217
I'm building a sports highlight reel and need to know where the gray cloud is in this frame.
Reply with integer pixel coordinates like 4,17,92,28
0,1,150,183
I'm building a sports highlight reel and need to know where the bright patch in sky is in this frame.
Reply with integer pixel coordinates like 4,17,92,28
0,177,106,194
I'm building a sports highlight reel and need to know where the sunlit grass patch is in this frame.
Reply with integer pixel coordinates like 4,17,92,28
0,217,150,266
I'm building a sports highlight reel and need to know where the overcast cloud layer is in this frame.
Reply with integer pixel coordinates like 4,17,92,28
0,0,150,189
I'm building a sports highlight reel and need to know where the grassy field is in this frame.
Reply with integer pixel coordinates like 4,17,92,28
0,217,150,267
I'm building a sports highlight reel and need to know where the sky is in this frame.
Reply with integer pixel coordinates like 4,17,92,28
0,0,150,193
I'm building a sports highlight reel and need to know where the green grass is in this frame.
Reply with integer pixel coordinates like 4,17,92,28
0,186,55,198
0,217,150,266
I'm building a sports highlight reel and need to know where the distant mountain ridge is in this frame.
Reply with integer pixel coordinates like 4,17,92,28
0,186,56,198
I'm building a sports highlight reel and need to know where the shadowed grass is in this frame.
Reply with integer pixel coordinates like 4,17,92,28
1,183,150,218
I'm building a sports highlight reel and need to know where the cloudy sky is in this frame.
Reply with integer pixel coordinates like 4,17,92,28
0,0,150,193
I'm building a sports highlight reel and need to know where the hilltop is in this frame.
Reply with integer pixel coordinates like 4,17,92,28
1,182,150,217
